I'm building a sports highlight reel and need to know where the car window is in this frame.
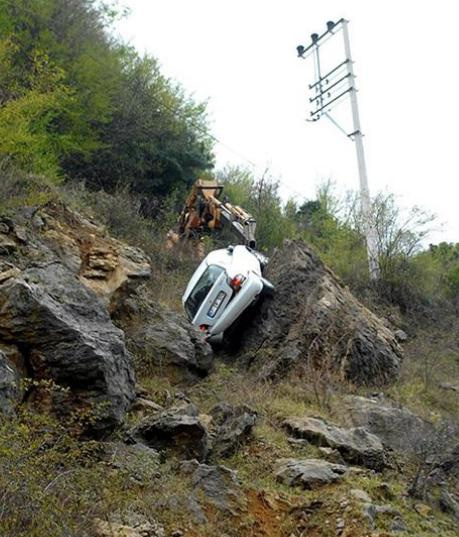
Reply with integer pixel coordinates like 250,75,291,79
185,264,225,320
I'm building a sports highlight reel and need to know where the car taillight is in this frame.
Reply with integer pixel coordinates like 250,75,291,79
229,274,246,291
207,291,226,318
199,324,208,332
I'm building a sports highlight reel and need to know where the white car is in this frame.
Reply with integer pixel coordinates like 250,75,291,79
182,245,273,343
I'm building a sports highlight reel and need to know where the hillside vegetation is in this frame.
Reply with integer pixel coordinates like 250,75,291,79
0,2,458,537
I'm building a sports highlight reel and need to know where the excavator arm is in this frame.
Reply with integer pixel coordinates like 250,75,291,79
178,179,257,248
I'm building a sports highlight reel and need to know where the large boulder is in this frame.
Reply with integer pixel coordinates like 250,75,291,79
283,416,388,470
237,240,402,386
340,395,436,454
129,403,209,460
209,403,258,457
120,296,213,382
274,458,348,489
0,264,135,431
0,204,151,313
180,460,245,522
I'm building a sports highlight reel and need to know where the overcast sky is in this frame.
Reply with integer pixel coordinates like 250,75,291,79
116,0,459,243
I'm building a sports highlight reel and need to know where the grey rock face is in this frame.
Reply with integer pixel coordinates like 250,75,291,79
210,403,258,457
362,502,401,528
94,513,165,537
0,265,135,431
394,329,408,342
274,458,348,489
236,240,402,386
130,404,209,461
0,350,19,415
440,489,459,520
390,516,408,533
283,416,387,470
180,459,245,522
121,296,213,382
341,395,435,454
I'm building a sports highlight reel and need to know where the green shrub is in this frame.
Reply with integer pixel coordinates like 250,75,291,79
0,160,56,212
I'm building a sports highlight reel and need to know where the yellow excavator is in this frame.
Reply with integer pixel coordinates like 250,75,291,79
177,179,257,249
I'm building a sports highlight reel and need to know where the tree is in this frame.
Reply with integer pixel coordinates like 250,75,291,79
217,166,295,251
0,0,214,195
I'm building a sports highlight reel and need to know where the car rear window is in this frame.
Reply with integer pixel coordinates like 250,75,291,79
185,264,225,320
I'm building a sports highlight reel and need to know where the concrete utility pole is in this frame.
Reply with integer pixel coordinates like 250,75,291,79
297,19,380,279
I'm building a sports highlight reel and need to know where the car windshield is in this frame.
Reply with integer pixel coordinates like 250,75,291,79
185,264,225,320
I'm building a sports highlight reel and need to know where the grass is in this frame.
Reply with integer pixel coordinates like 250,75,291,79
386,321,459,422
1,163,458,536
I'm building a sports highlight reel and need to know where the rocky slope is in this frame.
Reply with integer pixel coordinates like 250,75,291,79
1,202,458,537
235,240,403,386
0,202,207,431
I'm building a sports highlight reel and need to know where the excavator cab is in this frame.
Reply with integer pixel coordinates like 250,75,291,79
178,179,257,249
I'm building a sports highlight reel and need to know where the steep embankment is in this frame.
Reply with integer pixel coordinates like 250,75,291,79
0,202,458,537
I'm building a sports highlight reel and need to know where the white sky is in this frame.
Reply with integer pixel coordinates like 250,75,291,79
116,0,459,243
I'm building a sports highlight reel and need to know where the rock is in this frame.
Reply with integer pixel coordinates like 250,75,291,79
180,459,245,522
0,231,18,254
94,514,165,537
0,267,20,284
390,516,407,532
439,382,459,394
129,404,209,460
235,240,402,386
437,442,459,481
0,202,158,429
1,204,151,313
287,437,310,448
274,458,348,489
0,264,135,431
340,395,435,454
121,295,213,382
439,489,459,520
39,203,151,312
362,503,401,528
414,503,432,517
131,397,163,414
283,416,387,470
318,446,346,464
102,442,159,484
0,342,25,374
394,329,408,342
350,489,372,503
210,403,258,457
0,350,19,415
336,517,345,532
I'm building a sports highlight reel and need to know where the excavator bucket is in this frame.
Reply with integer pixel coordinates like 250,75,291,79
177,178,257,248
178,179,224,236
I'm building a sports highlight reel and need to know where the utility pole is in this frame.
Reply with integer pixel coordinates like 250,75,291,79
297,19,379,279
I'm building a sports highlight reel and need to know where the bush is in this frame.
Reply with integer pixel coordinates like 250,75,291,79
0,160,56,212
0,409,112,536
